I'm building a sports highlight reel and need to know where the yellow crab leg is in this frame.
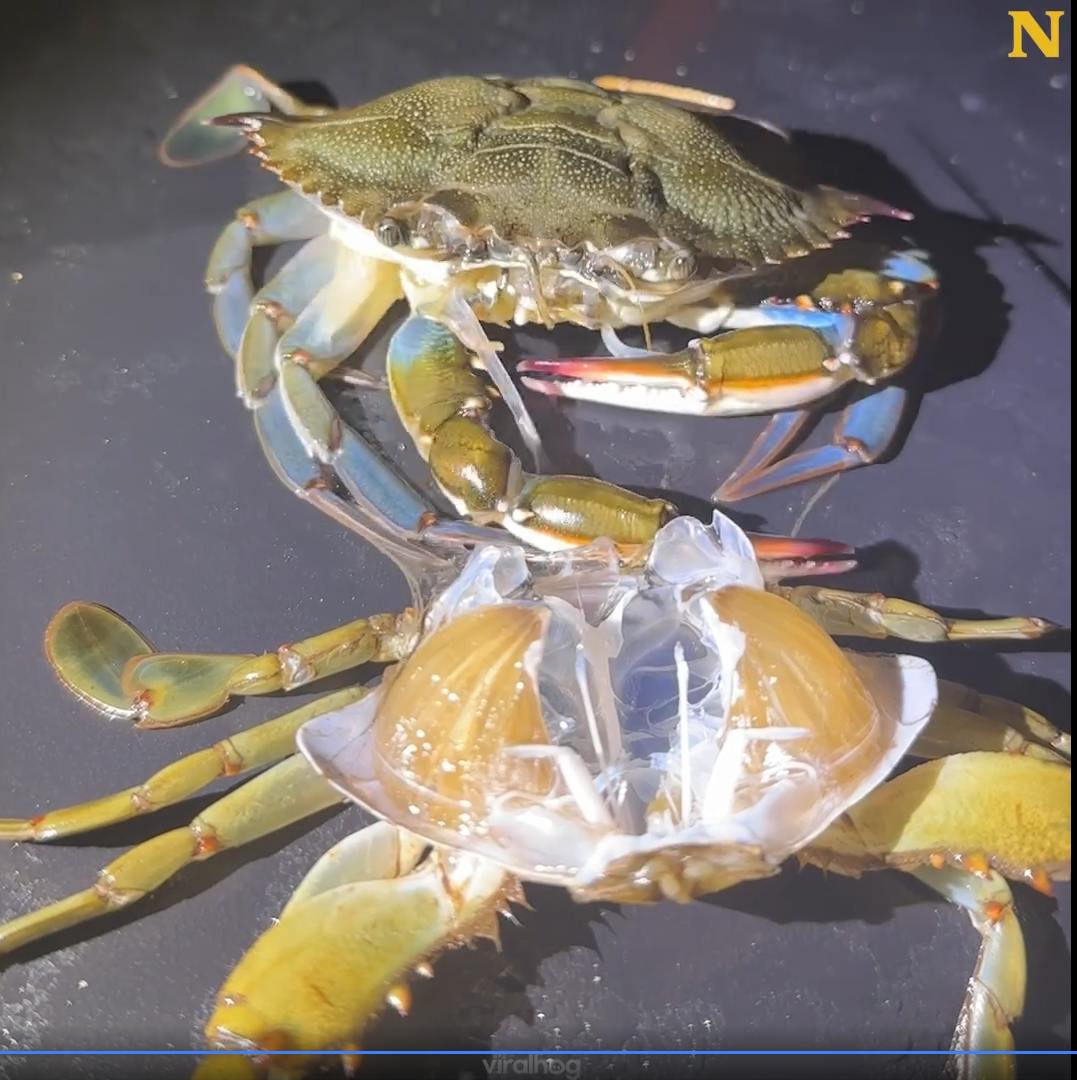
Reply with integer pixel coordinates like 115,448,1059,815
911,681,1070,763
771,584,1058,643
44,600,413,728
0,687,369,843
910,865,1026,1080
0,754,341,959
197,829,514,1079
803,752,1070,1076
806,752,1070,887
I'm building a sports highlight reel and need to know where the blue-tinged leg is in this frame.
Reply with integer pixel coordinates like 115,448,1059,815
718,385,908,502
205,190,328,358
714,409,814,502
244,297,451,589
253,383,449,592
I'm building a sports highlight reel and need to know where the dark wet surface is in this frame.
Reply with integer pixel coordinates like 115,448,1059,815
0,2,1069,1078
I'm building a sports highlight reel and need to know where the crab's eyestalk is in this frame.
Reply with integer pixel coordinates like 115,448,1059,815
158,64,329,168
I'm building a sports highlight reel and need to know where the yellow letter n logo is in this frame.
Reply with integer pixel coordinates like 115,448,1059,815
1009,10,1065,57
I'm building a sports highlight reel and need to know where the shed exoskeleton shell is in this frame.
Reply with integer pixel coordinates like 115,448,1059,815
1,513,1068,1078
300,515,940,904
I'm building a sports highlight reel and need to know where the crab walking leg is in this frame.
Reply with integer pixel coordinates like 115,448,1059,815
208,212,444,572
910,686,1069,763
0,754,342,958
252,382,449,586
770,584,1058,643
911,867,1026,1080
935,680,1070,759
232,242,452,578
715,408,814,496
803,752,1070,1073
121,611,414,728
198,834,514,1076
234,233,339,404
271,249,451,540
0,688,371,843
206,191,329,358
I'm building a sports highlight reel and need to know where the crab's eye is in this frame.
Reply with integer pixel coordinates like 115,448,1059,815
667,252,696,281
461,239,489,262
584,256,622,284
376,218,409,248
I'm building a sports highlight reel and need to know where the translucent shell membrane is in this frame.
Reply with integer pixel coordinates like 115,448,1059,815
300,513,937,900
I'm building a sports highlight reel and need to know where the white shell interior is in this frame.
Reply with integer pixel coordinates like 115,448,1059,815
299,512,938,892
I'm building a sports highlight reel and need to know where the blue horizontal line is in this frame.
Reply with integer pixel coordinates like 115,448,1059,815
0,1050,1069,1056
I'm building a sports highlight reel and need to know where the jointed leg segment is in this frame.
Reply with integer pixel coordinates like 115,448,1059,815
0,687,371,843
772,584,1057,644
0,753,344,958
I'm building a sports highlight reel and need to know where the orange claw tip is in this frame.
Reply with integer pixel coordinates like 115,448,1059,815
746,534,855,561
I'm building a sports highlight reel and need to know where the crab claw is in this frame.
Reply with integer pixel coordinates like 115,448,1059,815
519,352,711,414
747,533,858,580
519,325,847,418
